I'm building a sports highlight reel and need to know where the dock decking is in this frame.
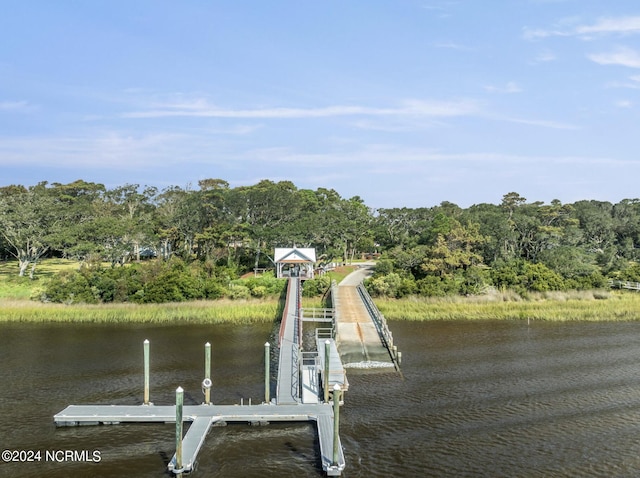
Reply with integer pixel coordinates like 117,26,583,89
276,277,302,405
54,402,344,475
335,268,398,368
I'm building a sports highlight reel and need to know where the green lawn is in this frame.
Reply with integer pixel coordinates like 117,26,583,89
0,258,78,299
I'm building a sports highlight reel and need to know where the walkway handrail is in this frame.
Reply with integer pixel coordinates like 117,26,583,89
608,280,640,291
356,283,394,350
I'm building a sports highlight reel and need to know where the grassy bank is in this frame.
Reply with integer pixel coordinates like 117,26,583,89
375,290,640,322
0,298,281,324
4,259,640,323
3,291,640,324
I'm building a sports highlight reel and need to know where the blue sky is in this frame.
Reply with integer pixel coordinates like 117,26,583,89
1,1,639,208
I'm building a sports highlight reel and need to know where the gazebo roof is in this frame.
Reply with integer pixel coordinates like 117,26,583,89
274,247,316,264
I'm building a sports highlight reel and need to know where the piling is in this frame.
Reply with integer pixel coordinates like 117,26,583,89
264,342,270,404
174,386,184,475
143,339,150,405
324,340,331,404
204,342,211,405
332,384,341,467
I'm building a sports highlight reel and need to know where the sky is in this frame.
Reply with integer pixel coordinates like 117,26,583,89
1,1,640,209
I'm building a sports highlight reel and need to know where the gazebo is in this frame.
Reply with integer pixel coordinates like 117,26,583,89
274,247,316,279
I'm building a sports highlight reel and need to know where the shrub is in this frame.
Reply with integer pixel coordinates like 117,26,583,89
302,275,331,297
250,285,267,298
374,259,394,276
228,284,251,300
415,276,447,297
43,270,97,304
203,279,226,299
522,262,565,292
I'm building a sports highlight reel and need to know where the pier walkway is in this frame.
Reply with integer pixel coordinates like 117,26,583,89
276,277,303,405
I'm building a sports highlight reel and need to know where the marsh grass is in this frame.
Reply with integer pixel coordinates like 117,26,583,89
375,290,640,321
4,259,640,323
0,298,281,324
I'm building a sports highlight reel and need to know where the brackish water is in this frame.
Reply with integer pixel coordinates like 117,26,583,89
2,320,640,477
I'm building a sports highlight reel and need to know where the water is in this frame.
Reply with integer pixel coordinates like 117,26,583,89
2,320,640,477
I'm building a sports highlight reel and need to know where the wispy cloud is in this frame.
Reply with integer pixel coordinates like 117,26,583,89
244,145,622,170
533,51,557,63
502,117,579,130
0,132,191,168
122,98,480,120
589,47,640,68
615,100,633,108
0,100,32,112
484,82,522,94
524,15,640,40
576,16,640,36
432,41,472,50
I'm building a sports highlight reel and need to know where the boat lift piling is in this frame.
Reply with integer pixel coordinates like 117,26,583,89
203,342,212,405
143,339,150,405
264,342,270,404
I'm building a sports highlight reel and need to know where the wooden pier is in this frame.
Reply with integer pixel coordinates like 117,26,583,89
53,263,398,476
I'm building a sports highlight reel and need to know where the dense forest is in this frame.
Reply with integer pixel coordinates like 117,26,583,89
1,179,639,303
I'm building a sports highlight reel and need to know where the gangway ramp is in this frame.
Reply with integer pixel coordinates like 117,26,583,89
317,337,349,393
335,266,397,368
276,277,302,405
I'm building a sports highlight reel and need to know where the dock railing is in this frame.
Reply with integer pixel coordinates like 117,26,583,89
356,283,394,348
301,308,336,322
356,282,402,368
609,280,640,291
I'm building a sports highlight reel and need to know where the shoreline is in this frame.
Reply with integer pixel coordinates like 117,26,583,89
2,290,640,323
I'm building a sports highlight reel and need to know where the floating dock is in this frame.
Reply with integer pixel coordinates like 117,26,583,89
54,402,345,475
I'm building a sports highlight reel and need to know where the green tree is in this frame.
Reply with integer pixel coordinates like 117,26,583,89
0,182,62,277
421,219,485,279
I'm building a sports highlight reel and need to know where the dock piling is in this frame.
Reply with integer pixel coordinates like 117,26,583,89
264,342,270,404
174,386,184,475
332,384,341,467
143,339,150,405
204,342,211,405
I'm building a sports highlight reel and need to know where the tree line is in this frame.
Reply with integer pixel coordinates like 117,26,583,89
1,180,639,302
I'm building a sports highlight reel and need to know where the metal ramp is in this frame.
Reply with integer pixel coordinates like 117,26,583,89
276,278,302,405
316,335,349,393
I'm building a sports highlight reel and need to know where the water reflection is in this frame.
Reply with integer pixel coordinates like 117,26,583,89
2,320,640,477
